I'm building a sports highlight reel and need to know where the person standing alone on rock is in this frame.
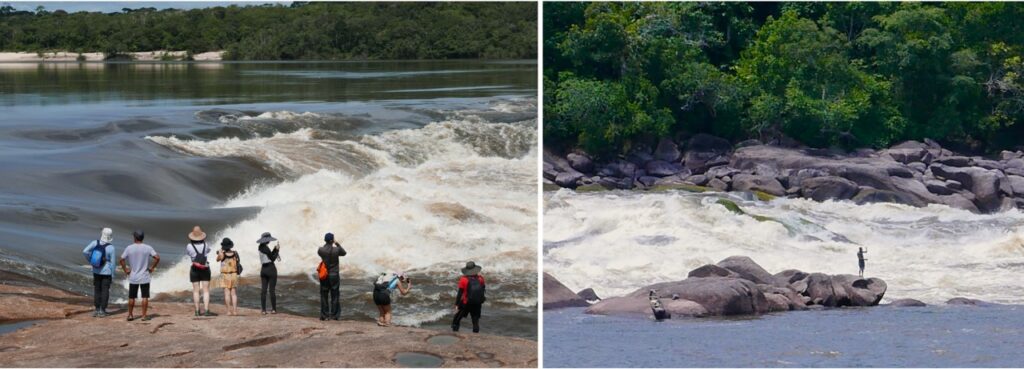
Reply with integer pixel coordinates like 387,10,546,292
119,230,159,321
257,232,280,314
186,226,213,317
858,247,868,277
216,237,241,316
452,261,485,333
82,227,115,317
317,233,346,321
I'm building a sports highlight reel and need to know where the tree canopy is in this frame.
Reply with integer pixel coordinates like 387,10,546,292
0,2,536,60
544,2,1024,157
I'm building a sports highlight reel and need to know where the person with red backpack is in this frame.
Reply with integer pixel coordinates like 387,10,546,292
82,227,115,317
317,232,346,321
452,261,486,333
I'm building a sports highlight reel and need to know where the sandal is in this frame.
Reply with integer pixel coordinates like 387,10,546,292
270,310,277,314
127,316,135,322
141,316,152,321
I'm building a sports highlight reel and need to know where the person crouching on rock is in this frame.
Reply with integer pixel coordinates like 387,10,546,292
373,271,412,327
119,230,159,322
317,232,346,321
216,238,241,316
83,227,115,317
257,232,280,314
452,261,485,333
187,226,213,317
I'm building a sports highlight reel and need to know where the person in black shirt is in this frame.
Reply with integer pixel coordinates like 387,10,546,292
317,232,346,320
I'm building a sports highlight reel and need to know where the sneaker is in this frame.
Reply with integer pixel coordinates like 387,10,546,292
96,311,109,317
203,311,213,317
195,310,200,317
451,324,459,332
141,315,152,321
92,311,99,317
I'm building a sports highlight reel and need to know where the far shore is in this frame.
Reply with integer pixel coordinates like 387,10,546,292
0,50,224,62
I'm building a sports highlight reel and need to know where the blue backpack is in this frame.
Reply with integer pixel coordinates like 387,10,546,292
89,240,108,269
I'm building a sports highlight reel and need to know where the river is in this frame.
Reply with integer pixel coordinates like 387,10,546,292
0,60,537,339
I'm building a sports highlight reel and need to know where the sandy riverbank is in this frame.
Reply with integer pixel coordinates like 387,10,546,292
0,50,223,62
0,271,536,367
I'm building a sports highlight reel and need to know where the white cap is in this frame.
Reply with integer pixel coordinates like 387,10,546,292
100,228,113,243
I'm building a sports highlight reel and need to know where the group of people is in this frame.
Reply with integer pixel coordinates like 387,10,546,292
82,226,488,332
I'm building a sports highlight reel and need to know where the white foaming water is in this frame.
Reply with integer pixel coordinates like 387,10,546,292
544,189,1024,304
146,105,537,322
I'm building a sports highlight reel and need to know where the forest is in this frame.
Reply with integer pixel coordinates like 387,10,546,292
0,2,536,60
544,2,1024,157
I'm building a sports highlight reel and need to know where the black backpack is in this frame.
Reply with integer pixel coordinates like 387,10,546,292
234,254,243,275
466,276,486,305
191,242,208,269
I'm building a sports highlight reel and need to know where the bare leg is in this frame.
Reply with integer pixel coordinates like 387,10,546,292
127,298,136,319
201,281,210,313
384,305,393,326
141,298,149,318
223,288,230,315
376,305,385,325
192,282,201,313
230,288,238,315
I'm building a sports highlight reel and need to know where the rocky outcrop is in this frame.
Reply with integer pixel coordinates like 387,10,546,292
0,271,537,368
584,256,888,320
544,135,1024,213
543,273,588,309
888,298,927,307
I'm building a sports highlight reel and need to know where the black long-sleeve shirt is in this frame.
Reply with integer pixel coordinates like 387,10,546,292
259,244,279,265
317,243,347,274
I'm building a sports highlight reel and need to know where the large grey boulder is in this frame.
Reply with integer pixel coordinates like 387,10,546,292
716,256,775,285
930,164,1003,212
598,160,638,178
588,277,770,317
804,273,837,306
731,174,786,196
554,172,584,188
585,296,708,317
596,176,633,190
833,275,887,306
853,188,923,207
577,288,601,302
654,138,681,162
889,298,926,307
566,153,594,173
800,176,859,201
934,156,971,167
687,264,740,279
543,273,588,309
645,160,683,177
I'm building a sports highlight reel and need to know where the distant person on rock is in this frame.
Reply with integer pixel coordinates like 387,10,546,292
452,261,485,333
82,227,115,317
216,237,241,316
649,290,670,320
373,271,412,327
119,230,159,322
257,232,280,314
317,233,346,321
186,226,213,316
858,247,868,277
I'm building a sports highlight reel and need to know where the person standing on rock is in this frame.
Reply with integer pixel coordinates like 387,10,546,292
82,227,115,317
216,237,240,316
119,230,159,322
317,233,346,321
257,232,280,314
858,247,868,277
186,226,213,317
452,261,485,333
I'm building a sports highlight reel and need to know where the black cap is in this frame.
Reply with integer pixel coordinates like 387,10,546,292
133,230,144,242
324,232,335,243
221,237,234,250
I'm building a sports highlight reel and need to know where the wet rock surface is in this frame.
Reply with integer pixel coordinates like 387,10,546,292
0,272,536,368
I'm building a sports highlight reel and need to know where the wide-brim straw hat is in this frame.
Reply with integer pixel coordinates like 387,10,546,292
188,226,206,241
461,261,482,276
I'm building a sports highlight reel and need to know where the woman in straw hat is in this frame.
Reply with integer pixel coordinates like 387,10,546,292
186,225,214,316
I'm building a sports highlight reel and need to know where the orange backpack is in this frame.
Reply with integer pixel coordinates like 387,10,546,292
317,261,328,281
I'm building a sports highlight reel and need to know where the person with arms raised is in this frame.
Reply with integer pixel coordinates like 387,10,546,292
119,230,159,322
317,232,346,321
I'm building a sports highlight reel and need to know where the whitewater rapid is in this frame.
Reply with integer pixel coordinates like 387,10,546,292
143,101,538,315
544,189,1024,304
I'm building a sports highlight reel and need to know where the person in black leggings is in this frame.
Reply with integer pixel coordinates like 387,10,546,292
257,232,280,314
